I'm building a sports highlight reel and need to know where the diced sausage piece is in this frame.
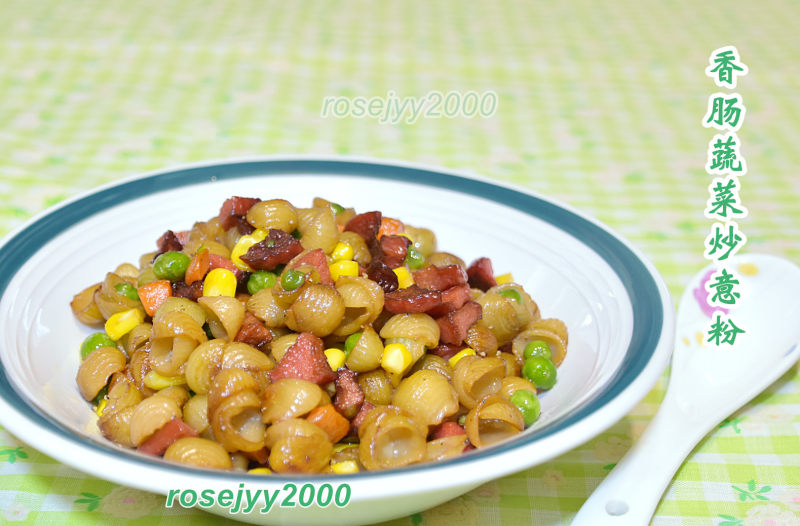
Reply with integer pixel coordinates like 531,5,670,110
334,368,364,420
240,229,303,271
432,421,466,439
235,311,273,351
172,280,203,301
208,254,245,280
366,260,398,293
288,248,333,286
413,265,468,291
269,332,337,385
436,301,483,345
344,211,382,242
467,257,497,291
379,235,411,269
218,196,261,230
137,417,198,456
175,230,190,246
236,216,255,235
426,284,473,317
384,285,442,314
155,230,183,258
429,343,465,361
350,400,376,434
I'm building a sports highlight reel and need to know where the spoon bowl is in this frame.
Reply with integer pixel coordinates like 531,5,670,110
574,253,800,524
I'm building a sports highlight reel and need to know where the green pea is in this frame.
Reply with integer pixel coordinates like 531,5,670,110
281,269,306,291
522,356,557,390
291,230,303,239
153,251,191,281
523,340,552,361
509,389,541,427
498,289,523,304
404,246,425,270
80,332,117,359
344,332,362,357
247,271,277,295
330,202,345,215
203,323,214,340
93,385,109,406
114,282,140,302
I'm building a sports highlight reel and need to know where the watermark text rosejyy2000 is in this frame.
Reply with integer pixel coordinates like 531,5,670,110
165,483,351,514
321,90,498,124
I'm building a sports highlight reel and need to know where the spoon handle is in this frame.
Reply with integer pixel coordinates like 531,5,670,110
571,392,710,525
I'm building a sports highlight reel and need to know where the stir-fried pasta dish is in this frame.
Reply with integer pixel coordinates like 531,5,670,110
71,196,568,473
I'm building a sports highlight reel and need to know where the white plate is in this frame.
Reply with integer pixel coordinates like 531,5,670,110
0,156,674,525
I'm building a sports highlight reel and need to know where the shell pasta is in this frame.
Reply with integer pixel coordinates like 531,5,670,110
72,195,568,473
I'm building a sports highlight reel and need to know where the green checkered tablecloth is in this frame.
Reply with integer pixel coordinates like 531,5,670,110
1,1,798,524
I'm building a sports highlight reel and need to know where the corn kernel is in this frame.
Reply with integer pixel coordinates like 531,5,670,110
324,348,346,371
393,267,414,289
495,273,514,285
230,229,269,271
381,343,412,375
330,242,354,262
95,397,108,417
104,308,145,341
144,370,187,390
203,268,237,297
331,460,360,474
248,467,272,475
449,347,476,368
329,260,359,281
388,371,404,388
332,443,358,454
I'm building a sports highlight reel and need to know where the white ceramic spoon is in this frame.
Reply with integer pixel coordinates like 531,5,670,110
573,253,800,525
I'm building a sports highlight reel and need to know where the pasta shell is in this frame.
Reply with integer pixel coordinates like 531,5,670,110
182,393,210,434
425,434,468,462
261,379,324,424
392,370,459,428
379,313,440,349
184,339,226,394
246,199,298,232
164,437,233,469
358,406,426,470
464,394,524,448
199,296,245,341
452,355,506,409
246,289,286,328
129,396,181,446
76,346,126,401
285,284,345,337
211,390,266,452
70,282,104,325
296,206,338,254
345,326,383,372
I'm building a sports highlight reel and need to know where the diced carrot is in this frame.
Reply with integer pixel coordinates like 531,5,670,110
185,249,210,285
306,404,350,443
377,217,405,240
137,280,172,316
243,447,269,465
336,223,345,233
137,417,198,456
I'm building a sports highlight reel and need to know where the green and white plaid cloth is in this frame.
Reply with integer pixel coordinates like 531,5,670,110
1,1,798,524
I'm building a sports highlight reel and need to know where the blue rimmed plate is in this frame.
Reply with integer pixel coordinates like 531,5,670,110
0,157,674,525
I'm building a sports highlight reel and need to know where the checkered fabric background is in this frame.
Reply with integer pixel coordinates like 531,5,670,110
1,1,798,524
